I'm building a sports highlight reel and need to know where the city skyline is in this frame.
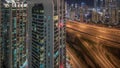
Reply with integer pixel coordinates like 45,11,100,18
66,0,94,7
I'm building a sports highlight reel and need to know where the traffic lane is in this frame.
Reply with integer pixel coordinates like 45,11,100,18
66,21,120,43
66,28,120,48
67,21,120,34
67,28,120,68
66,23,120,44
67,41,100,68
67,21,120,40
67,35,120,68
66,44,86,68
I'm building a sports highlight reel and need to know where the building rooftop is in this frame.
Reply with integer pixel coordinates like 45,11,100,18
2,0,26,3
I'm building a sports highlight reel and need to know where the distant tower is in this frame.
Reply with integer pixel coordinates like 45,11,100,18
118,0,120,24
81,2,86,8
80,2,87,22
105,0,118,25
80,7,84,22
94,0,98,9
93,0,99,23
100,0,104,9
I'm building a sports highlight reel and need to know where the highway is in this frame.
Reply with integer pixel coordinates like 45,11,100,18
66,21,120,68
67,44,81,68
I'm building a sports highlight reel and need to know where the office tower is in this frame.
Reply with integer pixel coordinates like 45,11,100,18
27,0,66,68
0,1,28,68
59,0,66,68
9,2,27,68
0,1,10,68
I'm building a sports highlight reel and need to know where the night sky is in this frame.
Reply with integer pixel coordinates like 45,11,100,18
66,0,94,7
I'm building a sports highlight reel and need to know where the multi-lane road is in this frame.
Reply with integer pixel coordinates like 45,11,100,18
67,43,82,68
66,21,120,68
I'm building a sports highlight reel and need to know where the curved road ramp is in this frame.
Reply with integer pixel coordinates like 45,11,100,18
66,21,120,68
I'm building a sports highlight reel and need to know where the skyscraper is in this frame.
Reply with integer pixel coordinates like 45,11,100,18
0,1,11,68
27,0,66,68
59,0,66,68
8,2,27,68
0,1,28,68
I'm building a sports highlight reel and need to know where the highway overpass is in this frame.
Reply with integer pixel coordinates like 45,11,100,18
66,21,120,68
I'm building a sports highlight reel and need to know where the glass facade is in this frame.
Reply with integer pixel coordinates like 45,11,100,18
9,4,27,68
29,0,66,68
0,2,27,68
53,0,60,68
31,4,46,68
59,0,66,67
0,3,10,68
0,0,66,68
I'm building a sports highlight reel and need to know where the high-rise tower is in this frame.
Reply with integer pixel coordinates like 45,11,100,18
59,0,66,68
105,0,118,25
27,0,66,68
0,1,28,68
8,2,28,68
0,1,11,68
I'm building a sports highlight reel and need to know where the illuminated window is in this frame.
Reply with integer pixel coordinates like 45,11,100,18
54,51,59,58
40,10,44,13
39,39,44,44
40,64,44,68
54,15,58,20
40,47,44,51
48,53,50,56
